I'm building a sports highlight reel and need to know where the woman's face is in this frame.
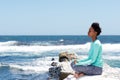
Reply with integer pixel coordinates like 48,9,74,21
88,27,97,37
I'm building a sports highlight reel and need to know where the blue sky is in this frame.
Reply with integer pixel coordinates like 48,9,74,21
0,0,120,35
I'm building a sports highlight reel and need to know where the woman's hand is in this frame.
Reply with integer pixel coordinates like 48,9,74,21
74,59,77,64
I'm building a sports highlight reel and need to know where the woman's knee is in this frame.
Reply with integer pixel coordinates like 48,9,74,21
86,67,103,75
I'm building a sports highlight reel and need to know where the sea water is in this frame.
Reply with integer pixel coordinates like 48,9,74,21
0,35,120,80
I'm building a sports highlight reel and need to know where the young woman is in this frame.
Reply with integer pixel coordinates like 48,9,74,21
71,22,103,78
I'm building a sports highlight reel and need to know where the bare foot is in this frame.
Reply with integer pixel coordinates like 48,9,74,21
74,72,84,78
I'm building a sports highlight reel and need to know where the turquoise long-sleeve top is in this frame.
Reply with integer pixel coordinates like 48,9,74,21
76,39,103,68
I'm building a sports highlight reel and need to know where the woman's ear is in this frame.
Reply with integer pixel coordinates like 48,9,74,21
95,31,97,36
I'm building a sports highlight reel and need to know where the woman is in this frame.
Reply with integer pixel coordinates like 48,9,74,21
71,22,103,78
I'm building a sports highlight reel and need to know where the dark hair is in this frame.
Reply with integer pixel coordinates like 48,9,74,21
91,22,101,36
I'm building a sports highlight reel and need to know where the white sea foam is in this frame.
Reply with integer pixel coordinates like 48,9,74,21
0,45,88,53
103,55,120,60
0,60,51,72
78,55,120,61
0,41,18,46
0,57,58,72
0,41,120,80
0,56,120,80
102,43,120,52
10,64,49,72
0,42,120,53
5,57,120,80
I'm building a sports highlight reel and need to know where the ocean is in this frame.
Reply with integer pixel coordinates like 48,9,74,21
0,35,120,80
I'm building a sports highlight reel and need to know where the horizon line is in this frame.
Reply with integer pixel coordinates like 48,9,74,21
0,34,120,36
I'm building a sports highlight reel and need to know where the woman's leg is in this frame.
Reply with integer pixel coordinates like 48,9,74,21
71,62,102,75
71,62,84,78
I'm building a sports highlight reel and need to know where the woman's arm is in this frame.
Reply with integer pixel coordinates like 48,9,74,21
75,43,101,66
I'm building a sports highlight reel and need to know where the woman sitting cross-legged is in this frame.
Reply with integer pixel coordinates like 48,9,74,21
71,22,103,78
